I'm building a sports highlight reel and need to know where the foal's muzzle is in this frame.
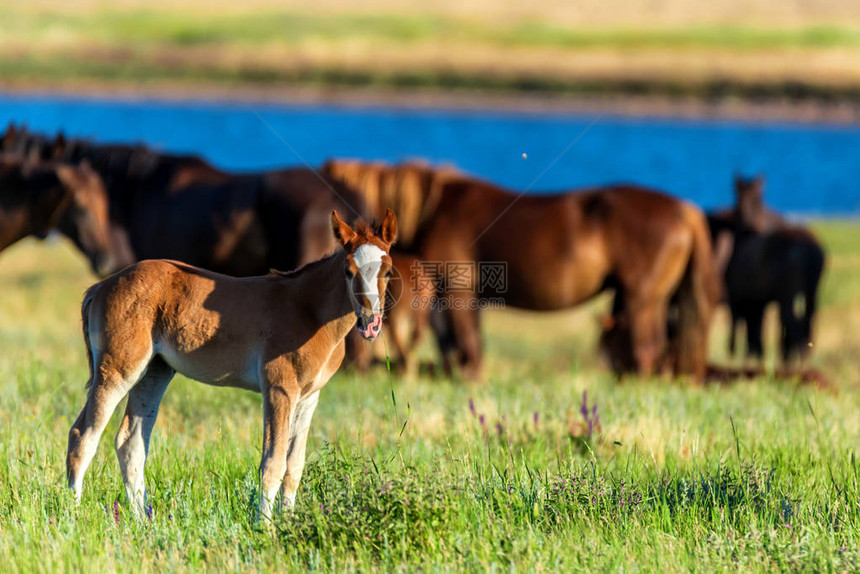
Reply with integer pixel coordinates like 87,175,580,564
357,312,383,340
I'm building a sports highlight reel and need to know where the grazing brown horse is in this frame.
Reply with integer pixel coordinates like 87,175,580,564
0,157,121,275
66,210,397,520
325,160,720,380
8,130,367,276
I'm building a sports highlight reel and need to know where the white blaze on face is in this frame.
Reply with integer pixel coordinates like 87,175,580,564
352,244,386,313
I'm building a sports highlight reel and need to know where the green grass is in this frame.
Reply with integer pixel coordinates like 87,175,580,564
0,223,859,571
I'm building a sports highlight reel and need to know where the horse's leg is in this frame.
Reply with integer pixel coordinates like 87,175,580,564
67,352,152,503
430,305,456,377
404,304,430,377
344,330,372,372
626,296,668,377
745,305,765,361
280,390,320,508
779,294,801,365
446,294,482,381
388,311,414,376
114,357,175,517
728,305,739,357
259,382,295,522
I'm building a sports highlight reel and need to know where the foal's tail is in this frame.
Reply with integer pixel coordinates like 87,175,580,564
81,284,99,389
674,204,721,379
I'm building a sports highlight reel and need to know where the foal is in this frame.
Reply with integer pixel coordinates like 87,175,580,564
66,209,397,520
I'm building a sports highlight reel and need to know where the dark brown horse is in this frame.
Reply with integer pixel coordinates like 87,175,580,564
325,160,721,380
708,212,825,362
8,130,367,277
0,156,121,275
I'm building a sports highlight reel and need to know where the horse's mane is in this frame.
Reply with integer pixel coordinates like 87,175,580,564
322,159,459,248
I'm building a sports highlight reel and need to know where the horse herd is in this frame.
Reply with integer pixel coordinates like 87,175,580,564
0,121,828,518
2,123,826,380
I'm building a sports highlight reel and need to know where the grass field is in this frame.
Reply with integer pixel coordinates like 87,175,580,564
3,1,860,102
0,221,859,571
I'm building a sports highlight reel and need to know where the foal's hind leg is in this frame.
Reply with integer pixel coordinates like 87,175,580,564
67,355,151,502
114,357,175,517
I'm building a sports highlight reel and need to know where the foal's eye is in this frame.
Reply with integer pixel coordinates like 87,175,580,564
385,271,392,278
345,269,354,279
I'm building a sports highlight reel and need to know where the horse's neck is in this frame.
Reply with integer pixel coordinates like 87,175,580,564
288,250,356,343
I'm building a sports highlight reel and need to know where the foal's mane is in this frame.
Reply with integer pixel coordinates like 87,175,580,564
322,159,459,248
267,252,340,278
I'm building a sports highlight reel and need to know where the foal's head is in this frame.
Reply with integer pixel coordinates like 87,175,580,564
331,209,398,340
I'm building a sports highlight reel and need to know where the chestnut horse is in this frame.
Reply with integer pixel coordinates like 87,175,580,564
325,161,720,380
0,157,121,275
66,210,397,520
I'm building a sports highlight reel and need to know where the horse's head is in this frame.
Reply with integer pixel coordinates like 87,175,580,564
54,161,126,277
331,208,398,341
1,123,25,155
734,173,766,231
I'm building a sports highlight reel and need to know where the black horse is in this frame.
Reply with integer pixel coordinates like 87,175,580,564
709,213,825,362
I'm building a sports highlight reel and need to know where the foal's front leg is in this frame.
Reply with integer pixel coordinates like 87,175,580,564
259,384,295,522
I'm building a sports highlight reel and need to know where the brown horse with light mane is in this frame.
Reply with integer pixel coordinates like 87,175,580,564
325,160,720,380
66,210,397,520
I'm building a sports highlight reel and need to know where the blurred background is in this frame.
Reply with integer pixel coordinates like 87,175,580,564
4,0,860,106
2,0,859,214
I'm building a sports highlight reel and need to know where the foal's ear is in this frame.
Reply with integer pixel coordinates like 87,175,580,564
379,208,398,246
331,210,357,247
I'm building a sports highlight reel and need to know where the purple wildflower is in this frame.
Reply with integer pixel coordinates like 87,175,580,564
479,414,486,428
113,500,120,524
533,411,539,430
468,397,476,417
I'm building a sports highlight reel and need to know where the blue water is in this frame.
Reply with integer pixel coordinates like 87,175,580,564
1,93,858,215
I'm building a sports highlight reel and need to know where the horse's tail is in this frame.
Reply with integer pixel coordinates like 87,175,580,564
81,284,98,389
674,203,721,379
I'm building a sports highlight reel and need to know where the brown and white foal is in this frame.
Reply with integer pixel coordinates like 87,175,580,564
66,209,397,520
